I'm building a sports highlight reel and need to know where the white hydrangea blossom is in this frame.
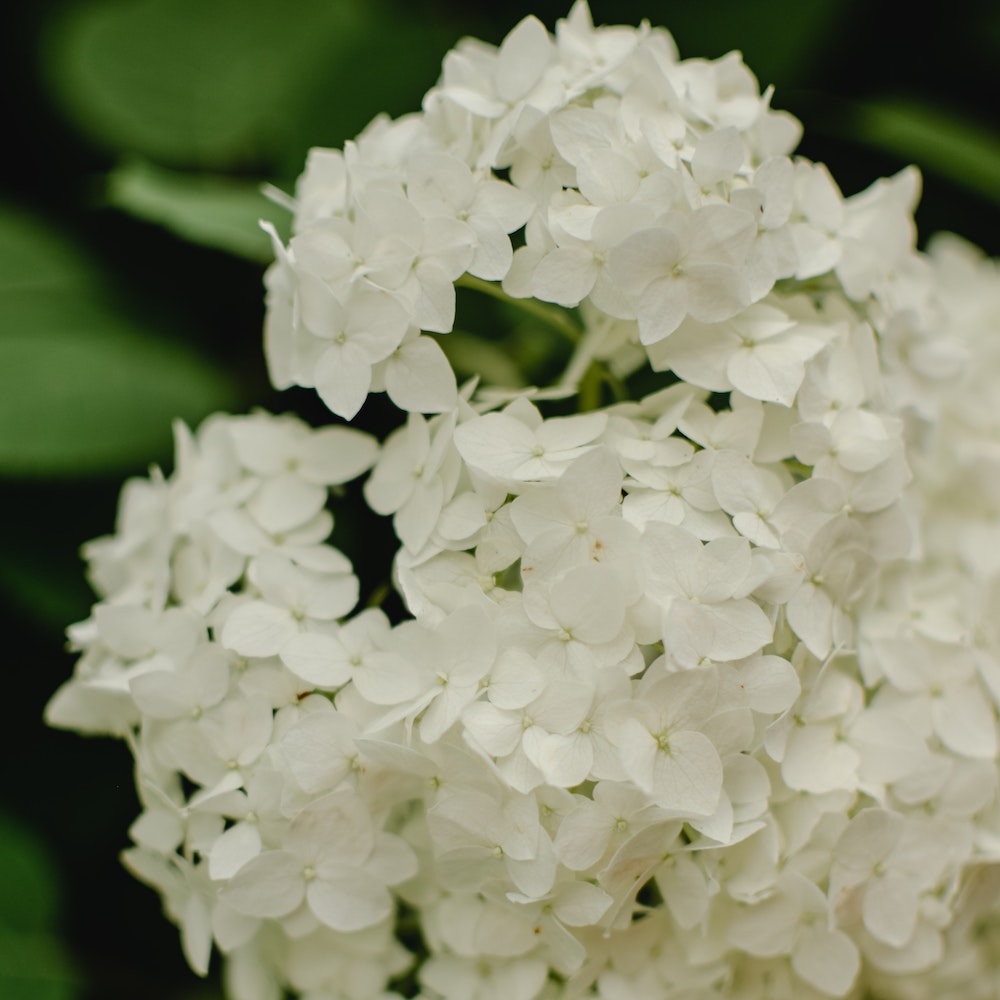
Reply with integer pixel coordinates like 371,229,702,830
48,5,1000,1000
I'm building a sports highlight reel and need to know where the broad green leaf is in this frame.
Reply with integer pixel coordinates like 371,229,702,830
0,813,81,998
0,295,235,475
0,206,96,293
45,0,362,168
0,208,236,476
851,100,1000,207
0,814,59,933
44,0,451,171
0,930,79,1000
107,160,289,261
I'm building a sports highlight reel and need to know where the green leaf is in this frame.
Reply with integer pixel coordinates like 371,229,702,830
0,207,236,477
44,0,365,168
0,206,96,294
107,159,289,260
851,100,1000,207
0,295,235,476
0,814,59,933
0,815,81,998
0,930,79,1000
45,0,457,173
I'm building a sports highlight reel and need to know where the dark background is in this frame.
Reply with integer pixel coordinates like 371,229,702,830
0,1,998,997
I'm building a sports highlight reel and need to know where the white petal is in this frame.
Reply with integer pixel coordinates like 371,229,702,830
532,246,597,306
551,564,625,645
792,925,860,997
352,649,422,706
495,15,551,102
933,682,998,759
299,426,378,484
740,655,801,715
129,671,193,720
691,128,744,188
609,228,681,296
463,702,524,757
729,341,806,406
280,713,352,794
648,317,732,390
530,730,593,788
454,412,537,479
385,335,458,413
314,352,372,420
554,881,613,926
684,263,749,324
505,850,557,898
863,871,918,947
786,582,834,659
221,601,296,658
181,894,213,977
366,832,419,886
468,223,514,281
669,599,773,665
554,806,614,871
650,730,722,816
412,258,458,333
782,724,858,794
222,851,303,918
279,631,351,688
636,277,687,345
727,890,799,957
395,478,445,552
306,870,392,931
247,474,325,534
659,855,710,928
209,822,262,881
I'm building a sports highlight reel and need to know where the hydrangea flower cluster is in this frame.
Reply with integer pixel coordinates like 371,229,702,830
48,4,1000,999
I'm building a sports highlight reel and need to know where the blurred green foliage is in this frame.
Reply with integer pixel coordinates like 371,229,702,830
1,0,998,997
45,0,455,173
851,99,1000,208
0,812,79,999
105,160,291,262
0,205,237,476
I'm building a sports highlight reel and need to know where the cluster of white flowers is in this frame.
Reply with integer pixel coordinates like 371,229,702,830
48,4,1000,999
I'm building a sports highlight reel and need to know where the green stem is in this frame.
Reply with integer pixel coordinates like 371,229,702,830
576,359,630,412
365,579,393,609
578,361,604,412
456,273,582,344
604,367,629,403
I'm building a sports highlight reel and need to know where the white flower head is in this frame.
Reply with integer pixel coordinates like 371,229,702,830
49,6,1000,999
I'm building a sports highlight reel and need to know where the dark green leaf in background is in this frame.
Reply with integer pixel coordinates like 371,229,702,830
0,931,79,1000
0,814,57,933
0,206,97,295
43,0,455,173
851,99,1000,208
0,812,80,1000
106,159,290,261
0,204,237,477
44,0,363,168
439,329,527,388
